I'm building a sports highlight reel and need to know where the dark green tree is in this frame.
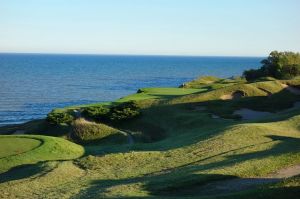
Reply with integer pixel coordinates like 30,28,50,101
244,51,300,80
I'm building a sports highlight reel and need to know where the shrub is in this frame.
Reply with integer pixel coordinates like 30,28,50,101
82,106,110,121
46,111,74,125
109,101,140,121
243,68,266,81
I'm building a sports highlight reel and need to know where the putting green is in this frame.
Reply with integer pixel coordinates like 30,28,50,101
0,137,41,158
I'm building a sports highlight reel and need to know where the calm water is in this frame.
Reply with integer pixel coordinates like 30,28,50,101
0,53,262,126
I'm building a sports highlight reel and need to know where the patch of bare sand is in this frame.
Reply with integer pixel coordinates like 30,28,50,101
220,91,245,100
234,109,273,120
234,101,300,120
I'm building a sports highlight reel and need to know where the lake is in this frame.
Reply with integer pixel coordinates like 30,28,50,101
0,53,262,125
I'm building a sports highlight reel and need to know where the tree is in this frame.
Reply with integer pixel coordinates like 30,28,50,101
243,51,300,80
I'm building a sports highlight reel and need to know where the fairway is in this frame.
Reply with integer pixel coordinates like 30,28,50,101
0,137,41,158
117,87,205,102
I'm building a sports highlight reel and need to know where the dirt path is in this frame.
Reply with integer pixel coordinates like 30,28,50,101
197,164,300,195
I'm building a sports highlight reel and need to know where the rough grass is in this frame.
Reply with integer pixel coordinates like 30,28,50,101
0,77,300,198
71,118,127,144
182,76,246,90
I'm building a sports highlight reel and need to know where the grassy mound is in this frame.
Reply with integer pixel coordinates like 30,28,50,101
0,135,84,173
71,118,127,144
181,76,246,89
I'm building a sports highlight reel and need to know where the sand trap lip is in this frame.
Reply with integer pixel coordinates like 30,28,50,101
234,108,273,120
220,91,245,100
281,83,300,95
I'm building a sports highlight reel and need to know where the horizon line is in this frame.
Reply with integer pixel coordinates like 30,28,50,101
0,51,266,58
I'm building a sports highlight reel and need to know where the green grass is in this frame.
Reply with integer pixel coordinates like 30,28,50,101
117,87,205,102
0,137,41,158
0,135,84,173
0,76,299,198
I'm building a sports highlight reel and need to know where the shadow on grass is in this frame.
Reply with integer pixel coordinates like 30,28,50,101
75,135,300,198
0,162,48,183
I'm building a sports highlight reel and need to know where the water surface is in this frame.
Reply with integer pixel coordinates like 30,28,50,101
0,53,262,125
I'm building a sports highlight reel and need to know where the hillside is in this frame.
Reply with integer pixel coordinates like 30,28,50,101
0,76,300,198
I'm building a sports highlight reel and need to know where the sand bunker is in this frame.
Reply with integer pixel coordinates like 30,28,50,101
211,114,220,119
194,106,206,111
281,83,300,95
221,90,245,100
235,101,300,120
13,130,25,135
234,109,273,120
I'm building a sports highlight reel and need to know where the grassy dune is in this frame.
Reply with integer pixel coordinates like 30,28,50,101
0,76,299,198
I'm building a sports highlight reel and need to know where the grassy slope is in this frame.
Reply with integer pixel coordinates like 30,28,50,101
0,77,299,198
71,118,127,144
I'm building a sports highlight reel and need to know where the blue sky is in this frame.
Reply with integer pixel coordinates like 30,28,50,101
0,0,299,56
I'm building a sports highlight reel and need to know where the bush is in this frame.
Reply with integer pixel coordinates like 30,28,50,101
244,51,300,81
243,68,266,81
82,106,110,121
109,101,141,121
80,101,141,122
46,111,74,125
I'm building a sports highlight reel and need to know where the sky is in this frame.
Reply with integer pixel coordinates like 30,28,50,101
0,0,299,56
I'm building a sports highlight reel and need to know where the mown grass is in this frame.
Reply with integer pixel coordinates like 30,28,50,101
0,76,299,198
117,87,205,102
0,135,84,173
0,137,41,158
